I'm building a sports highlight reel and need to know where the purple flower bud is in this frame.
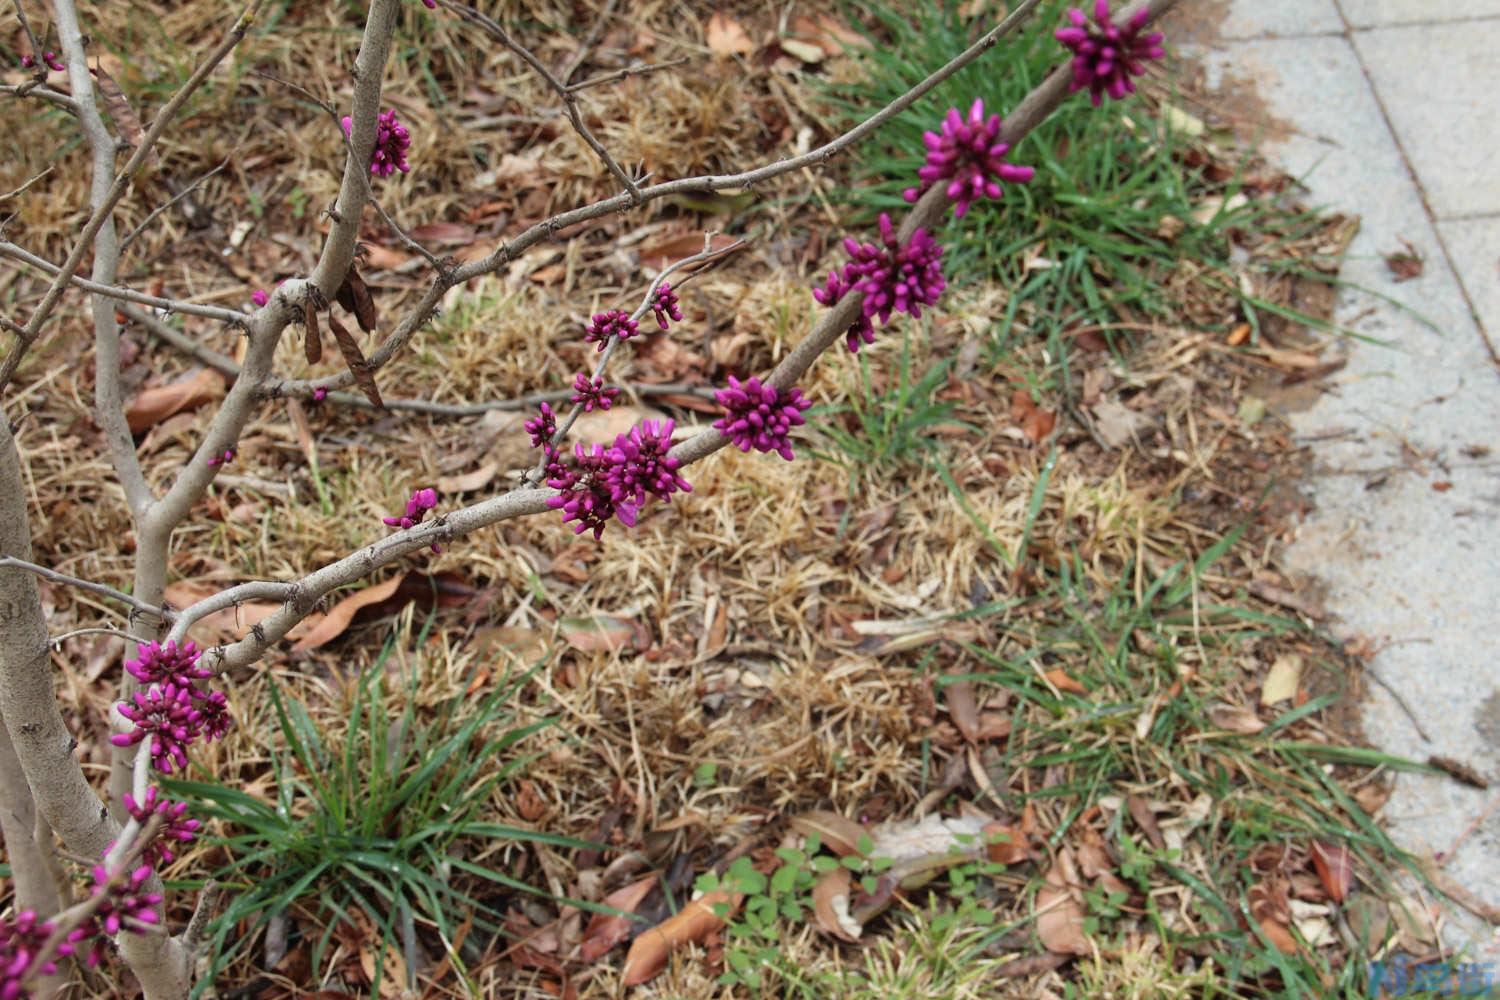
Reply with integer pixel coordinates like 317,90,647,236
251,288,269,307
19,53,35,69
524,401,557,449
604,419,691,508
206,448,235,467
343,108,412,177
87,864,164,938
43,51,64,72
583,309,639,352
312,386,329,403
812,213,946,353
112,684,211,774
904,99,1034,218
713,377,813,461
649,282,683,330
125,640,209,687
120,789,201,867
570,373,620,412
382,487,441,552
1056,2,1165,107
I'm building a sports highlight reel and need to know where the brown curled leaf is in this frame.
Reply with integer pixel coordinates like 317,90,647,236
328,314,384,409
345,265,377,333
93,61,153,163
305,322,322,365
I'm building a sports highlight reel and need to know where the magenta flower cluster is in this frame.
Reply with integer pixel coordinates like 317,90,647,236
713,377,812,462
19,51,64,72
383,487,441,553
206,448,235,467
525,402,557,449
1056,1,1166,105
584,309,639,352
543,420,690,539
124,640,211,688
815,213,946,352
121,788,202,867
571,373,619,413
903,98,1035,218
650,282,683,330
341,108,411,177
0,910,62,998
111,683,229,774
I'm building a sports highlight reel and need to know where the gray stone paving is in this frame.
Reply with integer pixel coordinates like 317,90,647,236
1173,0,1500,962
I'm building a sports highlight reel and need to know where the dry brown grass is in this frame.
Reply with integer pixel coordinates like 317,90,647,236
0,1,1403,998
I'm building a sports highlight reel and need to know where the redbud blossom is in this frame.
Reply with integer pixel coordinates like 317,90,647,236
124,640,210,688
814,213,945,352
341,109,412,177
571,373,619,412
714,376,812,461
546,442,632,540
650,282,683,330
903,98,1035,218
87,864,163,937
112,684,217,774
524,402,557,449
0,910,62,997
312,386,329,402
605,419,691,509
382,487,441,552
1056,0,1165,106
119,789,201,867
583,309,639,352
251,288,269,307
206,448,235,467
43,52,63,72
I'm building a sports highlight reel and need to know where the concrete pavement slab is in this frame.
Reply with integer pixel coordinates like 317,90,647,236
1352,21,1500,219
1338,0,1500,29
1179,21,1500,961
1437,216,1500,342
1205,0,1341,39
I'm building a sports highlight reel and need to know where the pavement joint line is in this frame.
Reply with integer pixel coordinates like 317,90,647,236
1349,14,1500,32
1435,210,1500,223
1332,0,1500,373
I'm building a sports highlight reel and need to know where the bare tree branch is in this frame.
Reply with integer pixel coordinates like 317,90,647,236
446,1,644,202
120,159,229,251
566,57,688,94
0,557,172,624
0,0,264,395
0,241,250,324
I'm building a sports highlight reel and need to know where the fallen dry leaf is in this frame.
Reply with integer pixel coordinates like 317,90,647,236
579,875,655,962
1043,668,1086,695
291,574,407,653
1383,238,1424,282
559,614,637,653
1126,794,1165,851
790,811,867,858
620,890,739,986
1011,389,1057,445
1207,703,1266,734
1091,398,1153,449
705,11,754,56
811,868,861,942
1036,849,1090,956
437,462,498,495
638,231,743,271
125,368,224,434
1309,841,1352,903
1259,653,1303,706
982,823,1031,866
944,674,980,743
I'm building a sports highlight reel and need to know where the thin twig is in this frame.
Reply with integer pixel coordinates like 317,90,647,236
1,242,249,324
50,626,136,647
0,168,54,202
559,0,618,85
446,1,644,202
0,0,264,395
251,70,447,273
566,57,688,94
120,159,229,250
118,302,714,415
0,557,172,624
